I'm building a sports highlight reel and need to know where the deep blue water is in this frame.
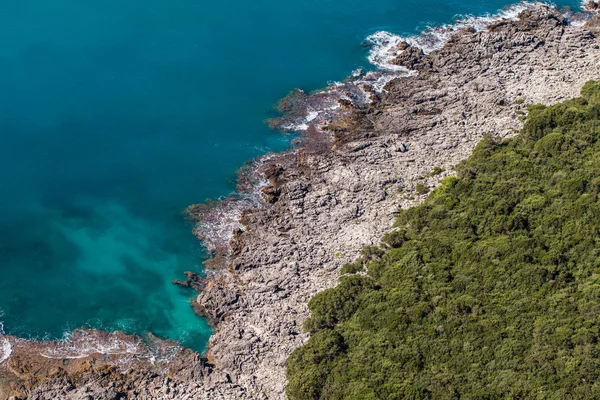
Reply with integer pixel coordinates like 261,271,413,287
0,0,582,352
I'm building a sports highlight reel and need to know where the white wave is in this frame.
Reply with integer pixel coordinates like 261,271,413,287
40,331,145,360
576,0,598,24
353,68,365,78
192,198,254,253
370,73,408,93
306,110,320,122
282,121,310,131
366,2,548,70
568,13,589,26
0,311,8,364
366,31,414,71
0,338,11,364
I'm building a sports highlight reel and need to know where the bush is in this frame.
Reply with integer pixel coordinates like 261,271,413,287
286,329,347,400
340,261,364,275
415,183,429,195
430,166,444,176
581,80,600,105
303,275,376,334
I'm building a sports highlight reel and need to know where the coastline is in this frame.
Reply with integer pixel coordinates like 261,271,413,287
189,4,600,398
2,3,600,398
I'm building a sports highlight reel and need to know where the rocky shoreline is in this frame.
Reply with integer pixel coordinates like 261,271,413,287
2,4,600,399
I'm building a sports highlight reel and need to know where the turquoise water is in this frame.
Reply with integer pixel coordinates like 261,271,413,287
0,0,582,352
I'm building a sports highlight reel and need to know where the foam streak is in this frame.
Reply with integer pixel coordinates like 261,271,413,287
0,338,11,364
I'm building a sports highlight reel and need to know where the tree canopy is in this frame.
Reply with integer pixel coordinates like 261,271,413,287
286,82,600,399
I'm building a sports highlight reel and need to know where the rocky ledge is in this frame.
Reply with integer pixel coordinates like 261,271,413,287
2,4,600,399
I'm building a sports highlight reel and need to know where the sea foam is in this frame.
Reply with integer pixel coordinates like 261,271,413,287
366,2,549,70
0,312,8,365
37,329,180,372
0,338,11,364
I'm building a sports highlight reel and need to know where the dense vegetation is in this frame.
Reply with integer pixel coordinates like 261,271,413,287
286,82,600,399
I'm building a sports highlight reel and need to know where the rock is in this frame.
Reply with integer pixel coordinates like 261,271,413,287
172,271,207,292
391,45,431,70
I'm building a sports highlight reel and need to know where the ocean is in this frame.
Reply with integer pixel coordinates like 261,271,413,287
0,0,583,352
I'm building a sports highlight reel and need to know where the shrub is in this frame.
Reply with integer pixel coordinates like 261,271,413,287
415,183,429,195
430,166,444,176
340,261,364,275
303,275,376,334
580,80,600,105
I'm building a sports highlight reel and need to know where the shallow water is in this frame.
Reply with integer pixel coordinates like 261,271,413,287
0,0,582,352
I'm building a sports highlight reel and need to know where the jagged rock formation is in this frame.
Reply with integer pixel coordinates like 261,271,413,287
2,5,600,399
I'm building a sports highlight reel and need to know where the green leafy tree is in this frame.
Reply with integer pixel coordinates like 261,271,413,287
286,81,600,399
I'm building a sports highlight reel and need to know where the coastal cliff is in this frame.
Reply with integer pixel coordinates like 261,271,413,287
2,4,600,399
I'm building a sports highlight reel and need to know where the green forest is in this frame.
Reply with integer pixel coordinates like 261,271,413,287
286,81,600,399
